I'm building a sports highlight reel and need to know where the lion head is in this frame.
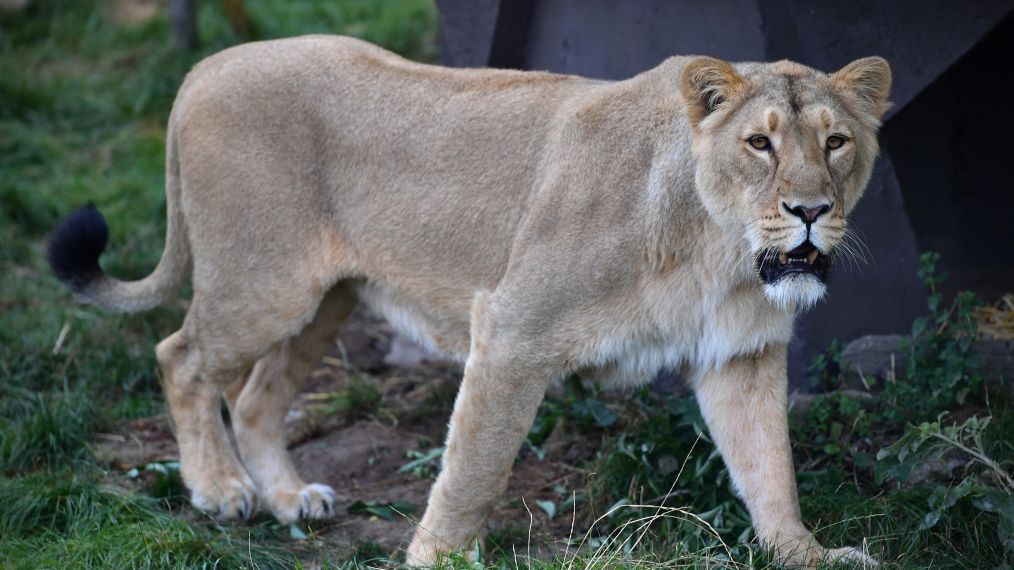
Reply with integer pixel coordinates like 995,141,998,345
679,56,891,309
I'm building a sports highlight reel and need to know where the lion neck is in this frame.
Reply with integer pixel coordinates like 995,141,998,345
642,124,757,294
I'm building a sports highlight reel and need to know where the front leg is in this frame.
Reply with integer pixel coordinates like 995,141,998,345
406,294,556,565
691,345,875,568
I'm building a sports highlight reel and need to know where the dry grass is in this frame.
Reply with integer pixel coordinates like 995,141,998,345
975,293,1014,339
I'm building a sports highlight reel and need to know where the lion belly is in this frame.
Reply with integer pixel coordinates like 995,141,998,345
355,281,473,362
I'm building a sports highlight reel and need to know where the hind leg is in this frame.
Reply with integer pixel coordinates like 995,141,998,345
157,328,258,519
224,282,358,522
157,282,333,520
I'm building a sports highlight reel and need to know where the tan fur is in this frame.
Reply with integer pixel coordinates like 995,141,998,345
62,36,890,568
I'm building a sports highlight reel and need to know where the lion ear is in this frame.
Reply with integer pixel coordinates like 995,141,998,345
679,56,749,131
831,56,892,119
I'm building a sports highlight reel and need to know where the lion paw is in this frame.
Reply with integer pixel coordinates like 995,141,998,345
266,483,337,523
189,473,258,520
825,546,879,568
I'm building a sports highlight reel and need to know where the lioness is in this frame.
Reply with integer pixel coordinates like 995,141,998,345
49,36,889,567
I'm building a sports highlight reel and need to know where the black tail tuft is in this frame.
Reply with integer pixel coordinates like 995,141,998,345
48,204,109,292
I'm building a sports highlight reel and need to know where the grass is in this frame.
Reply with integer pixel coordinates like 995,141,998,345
0,475,297,569
802,488,1010,569
1,2,1011,569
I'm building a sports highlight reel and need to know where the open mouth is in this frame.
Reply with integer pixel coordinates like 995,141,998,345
757,241,830,284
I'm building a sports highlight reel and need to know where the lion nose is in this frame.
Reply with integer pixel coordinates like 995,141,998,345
783,202,831,224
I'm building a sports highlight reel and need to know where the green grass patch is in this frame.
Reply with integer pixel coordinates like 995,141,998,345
0,474,297,569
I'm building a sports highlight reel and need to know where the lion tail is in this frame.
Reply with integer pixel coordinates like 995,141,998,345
48,122,190,313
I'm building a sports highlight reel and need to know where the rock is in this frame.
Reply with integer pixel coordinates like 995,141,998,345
840,334,1014,388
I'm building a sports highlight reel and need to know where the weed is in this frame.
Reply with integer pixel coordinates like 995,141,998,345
791,390,878,491
484,522,531,562
577,251,1011,567
400,446,444,479
0,384,98,471
876,414,1013,552
883,252,984,423
529,376,620,449
591,393,753,552
790,252,1013,567
314,374,382,419
808,338,843,392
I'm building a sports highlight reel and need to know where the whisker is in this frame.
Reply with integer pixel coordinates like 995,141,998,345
840,232,868,271
831,232,867,277
843,236,866,266
844,225,875,268
833,247,862,277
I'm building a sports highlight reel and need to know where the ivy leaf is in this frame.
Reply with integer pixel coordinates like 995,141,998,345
918,511,941,531
535,499,557,520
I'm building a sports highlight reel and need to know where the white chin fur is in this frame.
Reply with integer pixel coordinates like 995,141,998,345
763,274,827,311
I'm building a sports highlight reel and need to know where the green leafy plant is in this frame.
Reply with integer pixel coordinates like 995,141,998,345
316,374,382,418
882,252,983,423
592,393,752,550
750,251,1013,566
807,338,843,392
876,414,1013,552
793,252,990,485
400,446,444,479
791,391,877,493
528,376,620,449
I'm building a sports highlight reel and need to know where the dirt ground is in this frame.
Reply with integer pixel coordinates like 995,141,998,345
93,307,599,561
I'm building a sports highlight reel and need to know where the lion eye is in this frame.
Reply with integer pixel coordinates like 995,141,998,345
826,135,846,150
747,135,771,151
